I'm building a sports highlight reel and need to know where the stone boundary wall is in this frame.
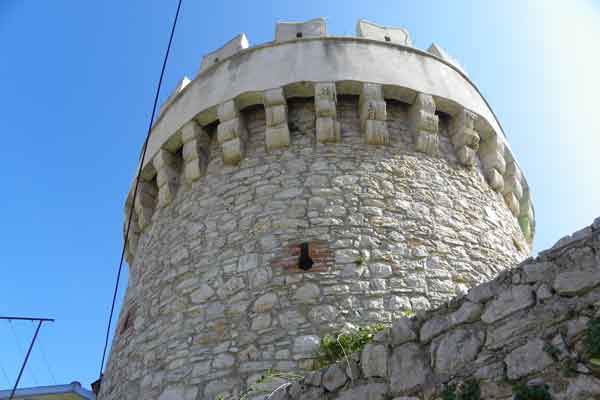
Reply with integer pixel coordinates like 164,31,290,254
269,218,600,400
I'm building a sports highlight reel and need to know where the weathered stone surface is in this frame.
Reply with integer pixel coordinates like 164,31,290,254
432,327,484,374
293,335,320,356
294,283,321,304
554,268,600,295
522,261,557,283
505,338,554,380
361,343,387,377
565,375,600,399
481,285,534,323
322,364,347,392
391,318,417,345
390,343,431,395
335,383,388,400
420,301,481,342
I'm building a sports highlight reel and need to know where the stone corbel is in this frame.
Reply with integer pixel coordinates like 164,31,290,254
519,189,534,241
217,99,247,165
263,88,290,151
359,83,388,145
134,179,158,229
450,108,480,166
181,121,210,183
408,93,439,155
153,149,180,207
314,82,341,143
502,161,523,217
478,133,506,192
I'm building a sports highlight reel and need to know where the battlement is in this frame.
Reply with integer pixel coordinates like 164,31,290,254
123,20,534,265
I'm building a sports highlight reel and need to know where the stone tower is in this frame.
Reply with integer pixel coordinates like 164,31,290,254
100,18,535,400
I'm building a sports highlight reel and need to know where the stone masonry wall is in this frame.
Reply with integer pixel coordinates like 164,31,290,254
99,97,528,400
273,218,600,400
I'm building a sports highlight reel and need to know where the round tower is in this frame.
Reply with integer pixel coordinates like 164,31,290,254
100,18,535,400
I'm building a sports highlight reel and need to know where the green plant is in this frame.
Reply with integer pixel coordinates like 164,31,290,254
355,255,367,266
400,310,414,318
585,318,600,357
441,380,481,400
238,369,303,400
512,383,552,400
543,342,561,361
314,323,386,368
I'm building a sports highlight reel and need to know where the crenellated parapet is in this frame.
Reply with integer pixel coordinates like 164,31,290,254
122,18,535,262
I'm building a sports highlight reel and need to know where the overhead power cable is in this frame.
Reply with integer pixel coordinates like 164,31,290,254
98,0,184,379
33,321,57,385
7,320,39,385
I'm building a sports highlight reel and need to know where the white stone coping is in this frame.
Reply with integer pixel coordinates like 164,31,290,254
126,36,534,237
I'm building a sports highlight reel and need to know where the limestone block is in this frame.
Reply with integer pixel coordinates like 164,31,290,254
134,183,156,229
359,83,388,145
481,285,534,323
315,99,336,117
199,33,248,73
181,122,210,183
315,82,337,102
554,268,600,295
457,146,477,166
221,137,244,165
364,120,389,145
361,343,388,377
420,301,482,342
316,116,341,144
266,125,291,151
505,339,554,380
432,327,484,374
153,149,180,207
484,169,504,192
360,99,387,125
264,87,286,106
501,192,519,217
356,19,412,46
265,104,287,127
415,133,439,155
218,99,240,121
275,18,327,42
264,87,290,152
389,343,431,395
450,108,480,166
322,365,346,392
409,93,439,156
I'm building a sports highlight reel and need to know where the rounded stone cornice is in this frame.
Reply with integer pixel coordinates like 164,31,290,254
148,37,510,168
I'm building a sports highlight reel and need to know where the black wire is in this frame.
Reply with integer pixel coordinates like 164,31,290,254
99,0,183,379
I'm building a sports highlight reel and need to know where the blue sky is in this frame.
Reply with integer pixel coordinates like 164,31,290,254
0,0,598,391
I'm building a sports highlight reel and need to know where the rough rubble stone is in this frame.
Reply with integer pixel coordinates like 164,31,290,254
554,268,600,295
390,343,431,395
505,338,554,380
481,285,535,323
420,301,482,342
322,364,347,392
361,343,388,377
432,327,484,374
